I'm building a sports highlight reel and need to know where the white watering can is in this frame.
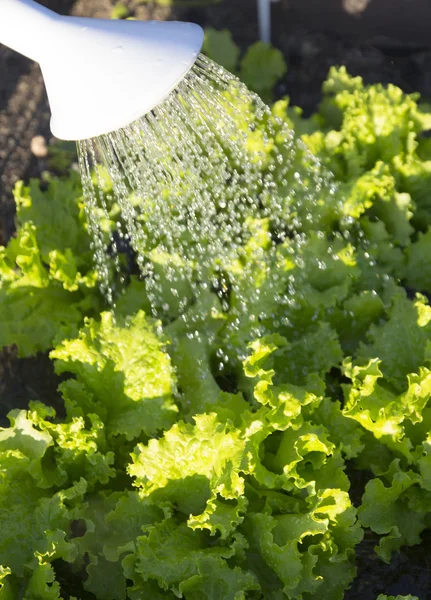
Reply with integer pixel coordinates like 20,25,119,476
0,0,204,140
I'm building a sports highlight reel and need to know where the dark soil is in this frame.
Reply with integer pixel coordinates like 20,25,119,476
349,529,431,599
0,347,66,426
2,1,431,598
346,461,431,598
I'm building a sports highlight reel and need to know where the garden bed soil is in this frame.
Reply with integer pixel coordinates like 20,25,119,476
2,1,431,598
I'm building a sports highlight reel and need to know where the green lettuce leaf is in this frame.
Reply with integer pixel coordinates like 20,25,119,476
0,223,86,356
51,311,178,440
0,566,13,600
342,358,431,458
240,42,287,100
358,292,431,392
359,462,427,561
405,227,431,293
377,595,419,600
202,28,240,74
131,517,259,599
129,412,247,508
316,67,428,180
243,489,362,600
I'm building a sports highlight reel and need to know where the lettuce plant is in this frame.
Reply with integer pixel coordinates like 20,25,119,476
2,63,431,597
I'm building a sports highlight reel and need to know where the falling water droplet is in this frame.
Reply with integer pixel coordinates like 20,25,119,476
77,54,336,335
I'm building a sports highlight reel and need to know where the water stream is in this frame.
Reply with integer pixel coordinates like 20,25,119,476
78,55,336,323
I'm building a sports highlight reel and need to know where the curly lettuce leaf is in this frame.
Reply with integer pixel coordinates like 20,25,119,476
0,223,86,356
342,358,431,458
244,489,362,600
240,42,287,100
14,177,100,293
202,28,240,74
316,67,428,179
15,176,89,258
61,491,161,598
26,402,115,489
0,567,13,600
309,397,365,460
130,517,259,599
330,291,384,355
0,177,103,356
0,451,76,576
358,292,431,392
129,412,247,508
51,311,178,440
0,404,115,578
405,227,431,293
359,464,427,561
394,155,431,231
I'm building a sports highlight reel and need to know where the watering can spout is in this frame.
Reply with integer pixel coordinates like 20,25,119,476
0,0,58,63
0,0,204,140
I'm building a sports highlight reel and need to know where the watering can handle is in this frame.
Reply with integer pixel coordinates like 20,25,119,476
0,0,58,63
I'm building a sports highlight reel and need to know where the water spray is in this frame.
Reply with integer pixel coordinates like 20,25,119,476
1,0,329,311
0,0,204,140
